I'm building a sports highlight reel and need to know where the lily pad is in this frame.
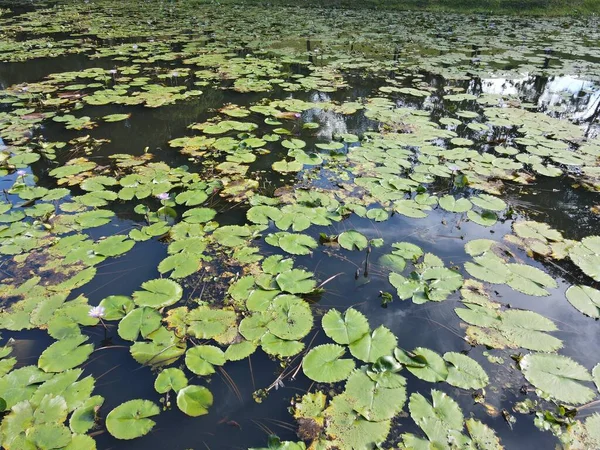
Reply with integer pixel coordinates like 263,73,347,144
303,344,355,383
338,231,368,251
106,399,160,440
322,308,369,345
520,353,595,405
565,285,600,318
132,279,183,308
176,385,213,417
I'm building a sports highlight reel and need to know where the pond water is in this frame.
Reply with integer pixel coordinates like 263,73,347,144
0,2,599,449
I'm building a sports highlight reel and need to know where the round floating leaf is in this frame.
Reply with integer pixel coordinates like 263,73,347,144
158,253,200,279
443,352,489,389
117,307,162,341
154,368,188,394
247,205,282,224
438,195,472,213
177,385,213,417
272,159,303,173
261,333,304,357
322,308,369,345
338,231,368,251
467,210,497,227
103,113,131,122
513,221,563,243
520,353,595,405
38,336,93,373
266,232,318,256
212,225,252,247
569,236,600,281
182,208,216,224
506,263,557,296
366,208,389,222
404,347,448,382
465,418,503,450
132,279,183,308
224,340,257,361
99,295,134,320
70,395,104,434
185,345,226,376
267,295,313,340
262,255,294,275
392,242,423,260
95,235,135,257
34,394,68,423
464,239,496,257
566,285,600,318
176,191,209,207
303,344,355,383
344,369,406,421
409,389,464,434
349,326,397,363
29,423,72,449
186,306,237,339
470,194,506,211
324,395,391,449
464,253,510,284
394,199,429,218
378,254,406,272
106,399,160,440
276,269,316,294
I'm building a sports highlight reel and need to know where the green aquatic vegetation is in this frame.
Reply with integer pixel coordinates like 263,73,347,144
463,239,558,296
455,283,563,352
561,413,600,449
303,344,356,383
401,390,502,449
176,385,213,417
106,399,160,440
0,2,600,448
394,347,488,389
322,308,370,345
565,285,600,318
388,252,463,303
506,221,575,258
569,236,600,282
265,232,318,255
337,230,368,251
520,353,596,405
103,113,131,122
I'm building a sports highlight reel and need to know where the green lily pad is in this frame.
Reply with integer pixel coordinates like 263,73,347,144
106,399,160,440
569,236,600,281
185,345,226,376
322,308,369,345
443,352,488,389
520,353,595,405
154,368,188,394
176,385,213,417
566,285,600,318
438,195,472,213
303,344,355,383
265,232,318,255
69,395,104,434
132,279,183,308
98,296,135,320
349,326,397,363
338,230,368,251
38,336,93,373
117,307,162,341
276,269,316,294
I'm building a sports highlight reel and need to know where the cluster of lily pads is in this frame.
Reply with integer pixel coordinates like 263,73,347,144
1,1,600,449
